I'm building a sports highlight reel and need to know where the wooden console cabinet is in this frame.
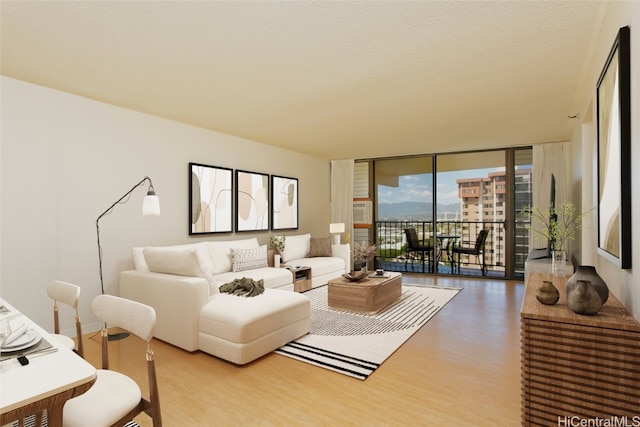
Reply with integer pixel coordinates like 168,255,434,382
521,273,640,426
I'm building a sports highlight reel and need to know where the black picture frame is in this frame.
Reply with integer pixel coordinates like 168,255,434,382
235,169,269,232
596,26,631,269
189,162,234,234
271,175,299,230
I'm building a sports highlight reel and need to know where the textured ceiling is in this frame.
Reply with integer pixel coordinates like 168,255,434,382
0,1,607,160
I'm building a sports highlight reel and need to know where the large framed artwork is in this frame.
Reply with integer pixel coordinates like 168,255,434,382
236,169,269,232
596,26,631,269
271,175,298,230
189,162,233,234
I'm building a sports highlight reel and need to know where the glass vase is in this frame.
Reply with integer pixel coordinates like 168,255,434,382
552,250,567,277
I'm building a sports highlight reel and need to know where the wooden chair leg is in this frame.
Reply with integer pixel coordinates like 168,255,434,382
75,318,84,358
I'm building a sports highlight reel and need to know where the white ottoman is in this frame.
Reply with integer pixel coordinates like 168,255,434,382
198,288,310,365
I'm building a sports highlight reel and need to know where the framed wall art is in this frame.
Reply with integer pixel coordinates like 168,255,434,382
596,26,631,269
271,175,298,230
235,169,269,232
189,162,234,234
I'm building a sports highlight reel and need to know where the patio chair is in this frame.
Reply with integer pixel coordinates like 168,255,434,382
404,228,435,273
451,229,490,276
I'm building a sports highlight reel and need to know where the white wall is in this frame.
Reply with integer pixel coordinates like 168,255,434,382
0,77,331,333
571,1,640,320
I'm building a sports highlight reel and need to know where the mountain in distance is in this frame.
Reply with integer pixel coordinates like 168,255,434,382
377,201,460,221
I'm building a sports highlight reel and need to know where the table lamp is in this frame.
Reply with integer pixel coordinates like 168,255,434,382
330,223,345,245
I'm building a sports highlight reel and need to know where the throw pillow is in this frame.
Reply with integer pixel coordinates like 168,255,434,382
143,246,218,294
308,236,332,257
232,245,268,272
132,247,150,272
280,233,311,263
206,238,259,274
144,247,205,277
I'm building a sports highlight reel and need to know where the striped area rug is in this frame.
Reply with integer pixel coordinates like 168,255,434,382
9,413,141,427
275,284,461,380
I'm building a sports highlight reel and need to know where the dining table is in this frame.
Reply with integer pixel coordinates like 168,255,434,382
0,298,96,427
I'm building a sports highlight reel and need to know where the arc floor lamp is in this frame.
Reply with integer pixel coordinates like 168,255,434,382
96,176,160,340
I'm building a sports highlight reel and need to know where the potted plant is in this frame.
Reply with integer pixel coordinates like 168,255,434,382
523,201,591,276
268,235,286,267
353,241,377,272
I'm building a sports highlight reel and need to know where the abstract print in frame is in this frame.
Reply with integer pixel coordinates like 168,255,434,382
596,26,631,269
236,169,269,232
271,175,298,230
189,162,233,234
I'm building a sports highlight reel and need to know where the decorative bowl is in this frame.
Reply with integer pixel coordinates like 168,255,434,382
342,270,368,282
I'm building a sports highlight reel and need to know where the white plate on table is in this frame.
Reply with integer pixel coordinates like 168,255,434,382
1,329,41,352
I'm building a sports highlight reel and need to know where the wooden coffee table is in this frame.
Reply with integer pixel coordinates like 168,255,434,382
327,272,402,314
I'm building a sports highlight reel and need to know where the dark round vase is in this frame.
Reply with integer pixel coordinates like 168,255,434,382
536,281,560,305
567,280,603,315
566,265,608,305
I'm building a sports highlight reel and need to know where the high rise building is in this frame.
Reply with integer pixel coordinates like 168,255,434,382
457,168,532,271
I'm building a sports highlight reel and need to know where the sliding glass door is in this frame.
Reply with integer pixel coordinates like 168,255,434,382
435,151,506,278
368,147,532,280
374,156,434,273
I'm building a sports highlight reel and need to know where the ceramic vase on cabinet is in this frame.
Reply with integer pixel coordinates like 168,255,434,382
567,280,603,315
536,281,560,305
566,265,609,305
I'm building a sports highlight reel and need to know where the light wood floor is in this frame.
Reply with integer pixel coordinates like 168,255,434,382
82,275,524,426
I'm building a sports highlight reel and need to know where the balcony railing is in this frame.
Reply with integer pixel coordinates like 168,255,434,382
374,220,530,278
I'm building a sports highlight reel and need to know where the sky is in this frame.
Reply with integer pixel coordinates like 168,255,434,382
377,168,496,205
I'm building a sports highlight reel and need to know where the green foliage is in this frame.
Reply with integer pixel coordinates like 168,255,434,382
268,235,286,253
522,202,592,251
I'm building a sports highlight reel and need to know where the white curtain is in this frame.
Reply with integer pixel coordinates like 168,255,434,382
330,159,354,244
531,141,570,249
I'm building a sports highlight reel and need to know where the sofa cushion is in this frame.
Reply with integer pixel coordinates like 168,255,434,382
135,243,215,273
207,238,259,274
213,267,292,290
142,246,217,292
286,256,345,277
232,245,268,272
308,236,332,257
200,289,310,344
280,233,310,263
132,247,149,272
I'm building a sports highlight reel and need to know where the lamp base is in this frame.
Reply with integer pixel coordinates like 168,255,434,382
107,332,130,341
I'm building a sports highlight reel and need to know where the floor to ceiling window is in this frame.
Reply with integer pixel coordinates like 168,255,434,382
374,156,433,273
435,151,506,278
360,147,533,280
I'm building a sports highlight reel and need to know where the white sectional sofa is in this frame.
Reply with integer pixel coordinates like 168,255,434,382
119,234,350,364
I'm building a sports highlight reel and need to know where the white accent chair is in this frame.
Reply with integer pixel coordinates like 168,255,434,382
63,295,161,427
46,280,84,358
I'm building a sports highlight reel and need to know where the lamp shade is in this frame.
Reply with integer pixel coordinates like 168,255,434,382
330,223,345,234
142,194,160,216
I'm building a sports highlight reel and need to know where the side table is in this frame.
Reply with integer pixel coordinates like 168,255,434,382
286,266,311,292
